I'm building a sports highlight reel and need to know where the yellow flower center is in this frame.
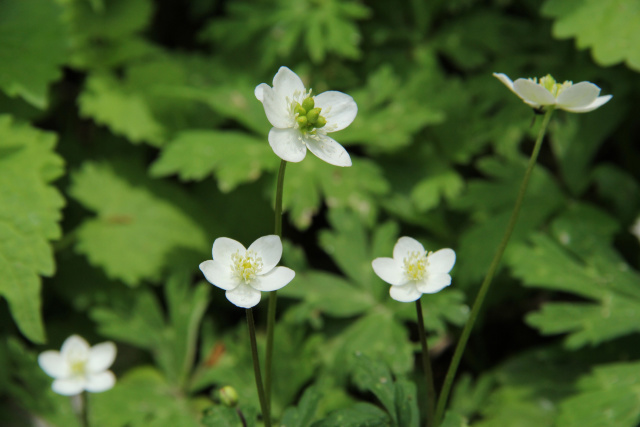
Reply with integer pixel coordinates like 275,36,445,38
231,250,263,284
292,93,327,135
535,74,573,98
403,251,429,281
70,359,86,376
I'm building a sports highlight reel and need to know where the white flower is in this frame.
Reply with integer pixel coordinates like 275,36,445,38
493,73,612,113
255,66,357,167
372,237,456,302
38,335,116,396
199,235,295,308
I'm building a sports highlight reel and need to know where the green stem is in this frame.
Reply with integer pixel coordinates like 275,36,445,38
265,160,287,410
416,299,436,427
434,109,554,426
247,308,271,427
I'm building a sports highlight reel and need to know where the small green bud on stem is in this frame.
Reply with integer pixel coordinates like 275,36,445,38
220,385,239,407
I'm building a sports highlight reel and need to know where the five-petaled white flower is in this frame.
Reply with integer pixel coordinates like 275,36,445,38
200,235,295,308
255,66,357,167
493,73,612,113
372,237,456,302
38,335,116,396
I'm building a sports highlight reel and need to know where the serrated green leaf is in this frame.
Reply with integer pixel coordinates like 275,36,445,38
311,402,391,427
557,361,640,427
0,0,67,108
0,116,64,343
542,0,640,71
78,74,165,145
70,161,207,285
150,130,279,192
90,367,200,427
284,156,389,230
280,385,322,427
351,354,398,425
410,169,464,212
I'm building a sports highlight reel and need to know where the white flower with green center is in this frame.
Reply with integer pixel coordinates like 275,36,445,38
372,237,456,302
38,335,116,396
493,73,612,113
255,66,357,167
199,235,295,308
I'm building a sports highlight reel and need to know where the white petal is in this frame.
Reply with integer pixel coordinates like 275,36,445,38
87,342,116,373
314,91,357,132
200,260,238,291
493,73,515,91
416,273,451,294
393,237,425,261
269,128,307,162
61,335,90,360
556,82,599,110
52,377,85,396
248,235,282,273
38,351,69,378
389,283,422,302
372,258,406,286
513,79,556,106
262,87,294,128
304,134,352,167
85,371,116,393
226,284,262,308
272,66,306,100
212,237,245,266
255,83,270,102
252,266,295,291
427,248,456,274
563,94,612,113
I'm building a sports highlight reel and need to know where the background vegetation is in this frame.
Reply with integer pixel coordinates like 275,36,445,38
1,0,639,425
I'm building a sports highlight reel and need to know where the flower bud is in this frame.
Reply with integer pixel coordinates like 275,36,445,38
306,108,321,124
302,96,315,112
219,385,239,407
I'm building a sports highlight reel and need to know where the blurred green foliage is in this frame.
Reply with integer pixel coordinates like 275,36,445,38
1,0,639,425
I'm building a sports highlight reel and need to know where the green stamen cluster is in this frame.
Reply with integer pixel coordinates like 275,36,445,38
294,96,327,134
535,74,572,97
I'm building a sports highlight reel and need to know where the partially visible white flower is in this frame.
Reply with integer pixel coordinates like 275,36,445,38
255,66,357,167
493,73,612,113
38,335,116,396
199,235,295,308
372,237,456,302
631,216,640,243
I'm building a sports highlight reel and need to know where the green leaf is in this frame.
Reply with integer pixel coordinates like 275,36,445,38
311,402,392,427
150,130,279,192
410,169,464,212
0,0,67,108
90,367,200,427
70,161,208,285
78,74,165,146
352,354,398,425
542,0,640,71
201,406,245,427
280,385,323,427
0,116,64,343
440,412,469,427
557,361,640,427
284,156,389,230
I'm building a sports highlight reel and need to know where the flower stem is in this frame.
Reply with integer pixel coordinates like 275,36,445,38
265,160,287,410
246,308,271,427
434,109,554,426
416,299,436,427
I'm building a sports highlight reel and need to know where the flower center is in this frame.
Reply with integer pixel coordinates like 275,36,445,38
70,359,86,377
535,74,572,98
231,250,263,284
403,251,429,281
292,94,327,135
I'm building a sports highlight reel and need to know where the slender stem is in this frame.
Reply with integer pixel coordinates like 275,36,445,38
79,391,89,427
247,308,271,427
416,299,436,427
265,160,287,409
434,109,554,426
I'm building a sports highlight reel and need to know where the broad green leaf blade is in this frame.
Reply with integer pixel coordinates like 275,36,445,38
70,161,208,285
394,380,419,427
311,402,392,427
150,130,279,192
542,0,640,71
78,74,165,146
201,406,245,427
280,385,323,427
0,116,64,343
0,0,67,108
557,361,640,427
351,354,398,425
441,412,470,427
